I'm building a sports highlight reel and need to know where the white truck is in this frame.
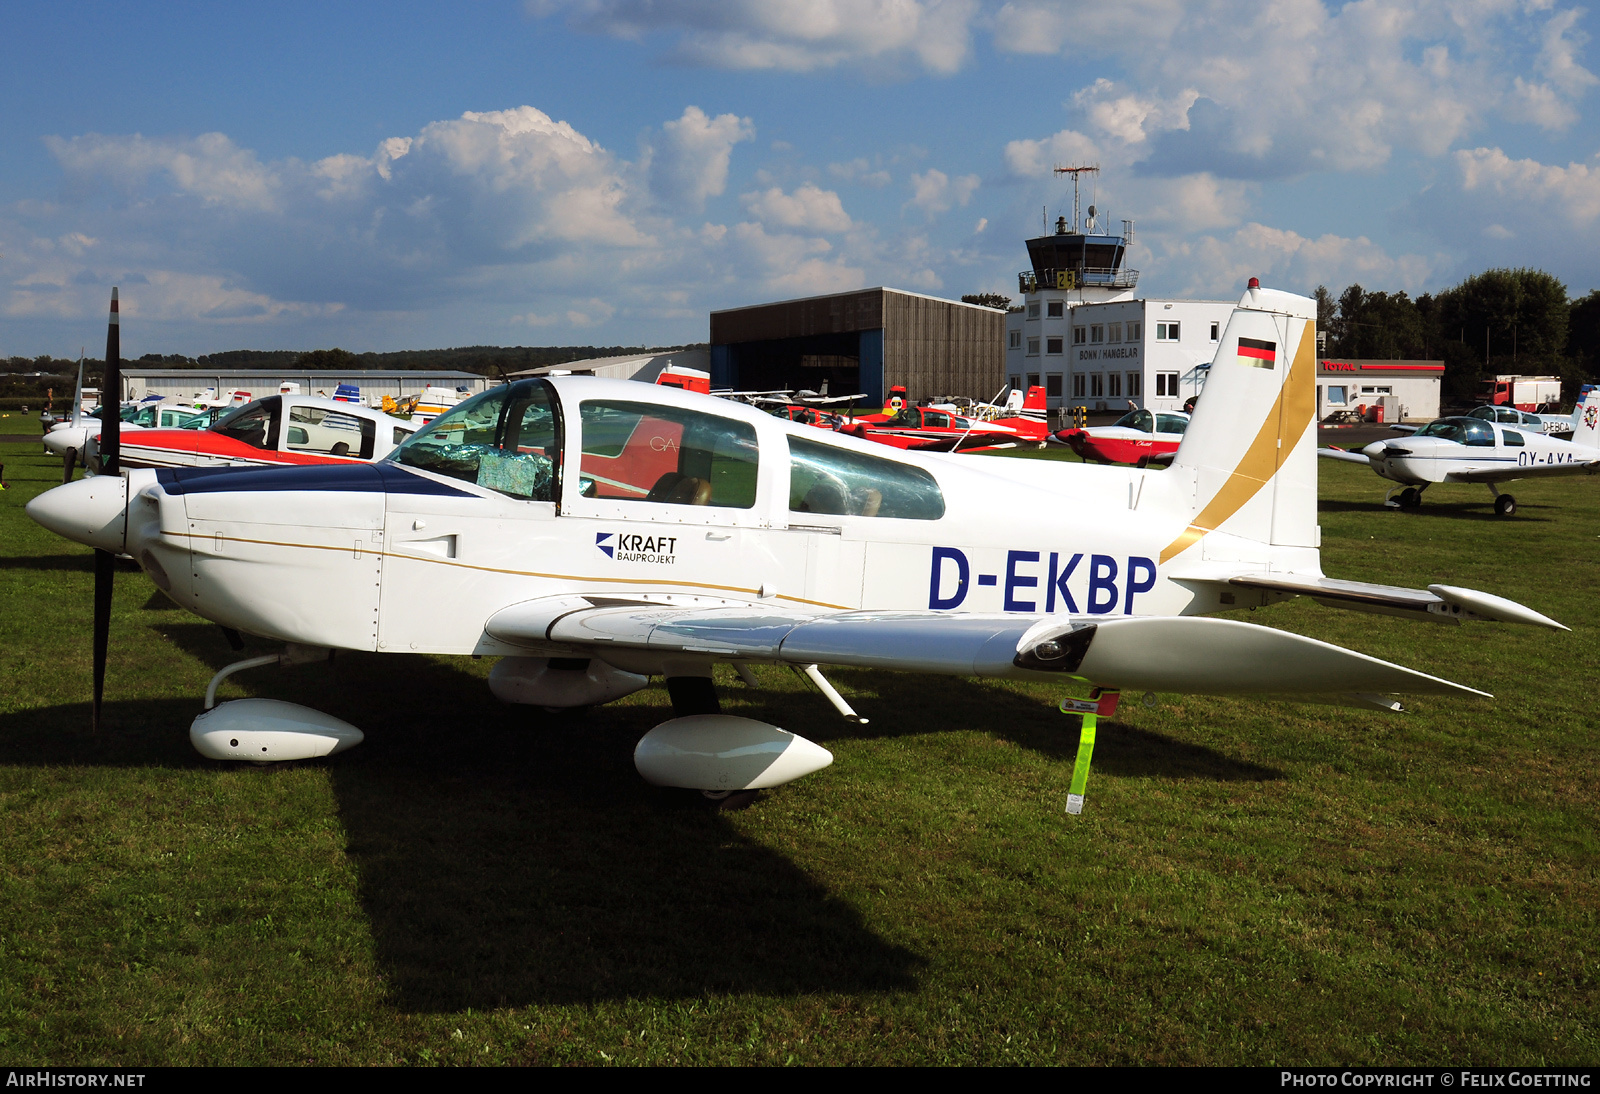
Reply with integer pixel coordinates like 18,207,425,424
1485,375,1561,413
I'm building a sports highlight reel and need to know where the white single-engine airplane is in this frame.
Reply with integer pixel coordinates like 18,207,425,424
1320,387,1600,515
26,283,1569,809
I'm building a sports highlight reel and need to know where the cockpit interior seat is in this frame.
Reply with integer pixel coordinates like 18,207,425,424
664,476,712,506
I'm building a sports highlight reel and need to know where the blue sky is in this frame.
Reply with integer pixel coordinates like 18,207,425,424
3,0,1597,357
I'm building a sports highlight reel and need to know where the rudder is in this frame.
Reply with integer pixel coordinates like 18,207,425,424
1163,282,1319,564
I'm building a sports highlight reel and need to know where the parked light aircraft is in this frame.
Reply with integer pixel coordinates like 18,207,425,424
81,394,417,473
1320,386,1600,515
26,284,1569,807
1451,405,1578,438
1054,408,1190,466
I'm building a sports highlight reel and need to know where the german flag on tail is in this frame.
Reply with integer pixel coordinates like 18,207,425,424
1238,336,1276,368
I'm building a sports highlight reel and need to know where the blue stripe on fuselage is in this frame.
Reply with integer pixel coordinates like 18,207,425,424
154,462,474,497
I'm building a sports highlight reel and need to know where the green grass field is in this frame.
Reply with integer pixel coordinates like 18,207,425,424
1,440,1596,1065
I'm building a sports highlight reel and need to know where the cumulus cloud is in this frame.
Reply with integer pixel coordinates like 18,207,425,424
741,183,853,232
995,0,1595,180
644,106,755,212
726,221,865,295
829,157,892,187
11,100,993,348
45,131,283,211
906,168,979,217
1153,222,1435,300
1454,147,1600,226
538,0,981,74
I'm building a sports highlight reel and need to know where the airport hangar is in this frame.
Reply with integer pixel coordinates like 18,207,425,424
708,288,1007,405
114,368,489,405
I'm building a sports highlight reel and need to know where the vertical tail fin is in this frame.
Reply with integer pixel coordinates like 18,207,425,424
1023,385,1048,413
1572,385,1600,451
1161,282,1319,564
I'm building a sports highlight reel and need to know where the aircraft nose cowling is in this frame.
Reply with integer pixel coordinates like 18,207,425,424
1360,441,1389,460
42,425,84,454
26,475,128,553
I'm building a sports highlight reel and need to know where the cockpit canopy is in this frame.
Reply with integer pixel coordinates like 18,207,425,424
389,379,948,519
1111,409,1189,434
1414,417,1496,446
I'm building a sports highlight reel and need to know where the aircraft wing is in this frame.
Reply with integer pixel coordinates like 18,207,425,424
483,595,1489,700
1215,574,1568,630
1442,459,1600,484
1317,447,1371,465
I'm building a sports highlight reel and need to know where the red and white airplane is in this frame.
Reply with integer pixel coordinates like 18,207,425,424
1055,407,1191,466
839,385,1053,451
84,393,418,473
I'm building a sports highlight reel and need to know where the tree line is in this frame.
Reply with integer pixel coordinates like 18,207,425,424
1314,269,1599,400
1,343,700,402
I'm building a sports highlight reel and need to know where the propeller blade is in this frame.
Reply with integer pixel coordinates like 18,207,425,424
102,289,120,475
92,289,120,732
61,448,76,485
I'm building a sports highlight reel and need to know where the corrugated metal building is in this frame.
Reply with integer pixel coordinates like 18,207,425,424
116,369,488,405
709,288,1005,404
507,348,709,382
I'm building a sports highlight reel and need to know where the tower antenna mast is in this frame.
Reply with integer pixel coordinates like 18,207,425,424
1052,165,1099,233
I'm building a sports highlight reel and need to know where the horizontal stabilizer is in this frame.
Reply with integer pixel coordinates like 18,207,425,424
484,594,1489,701
1223,573,1568,630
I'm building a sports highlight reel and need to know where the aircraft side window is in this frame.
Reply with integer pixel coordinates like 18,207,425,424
390,380,558,501
1461,420,1495,447
1156,413,1189,434
1502,429,1525,447
578,401,758,509
211,397,281,451
923,411,951,429
788,436,944,520
286,405,374,458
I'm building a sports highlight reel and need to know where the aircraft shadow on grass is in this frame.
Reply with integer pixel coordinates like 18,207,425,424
0,553,98,572
1,621,1278,1011
1318,498,1554,523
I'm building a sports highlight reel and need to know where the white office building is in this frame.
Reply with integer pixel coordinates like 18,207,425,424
1006,297,1236,415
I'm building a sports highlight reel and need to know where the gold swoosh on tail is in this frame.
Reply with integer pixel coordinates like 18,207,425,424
1159,321,1316,564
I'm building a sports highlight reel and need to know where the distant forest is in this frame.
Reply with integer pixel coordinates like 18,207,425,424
0,343,698,404
1312,270,1599,399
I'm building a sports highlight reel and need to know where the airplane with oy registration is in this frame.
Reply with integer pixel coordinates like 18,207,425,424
1319,386,1600,516
26,281,1571,812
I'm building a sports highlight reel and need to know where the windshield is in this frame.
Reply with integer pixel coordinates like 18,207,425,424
390,381,558,501
210,397,281,451
1415,420,1464,441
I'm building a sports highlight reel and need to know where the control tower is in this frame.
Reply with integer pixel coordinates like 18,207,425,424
1016,165,1138,303
1005,167,1142,413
